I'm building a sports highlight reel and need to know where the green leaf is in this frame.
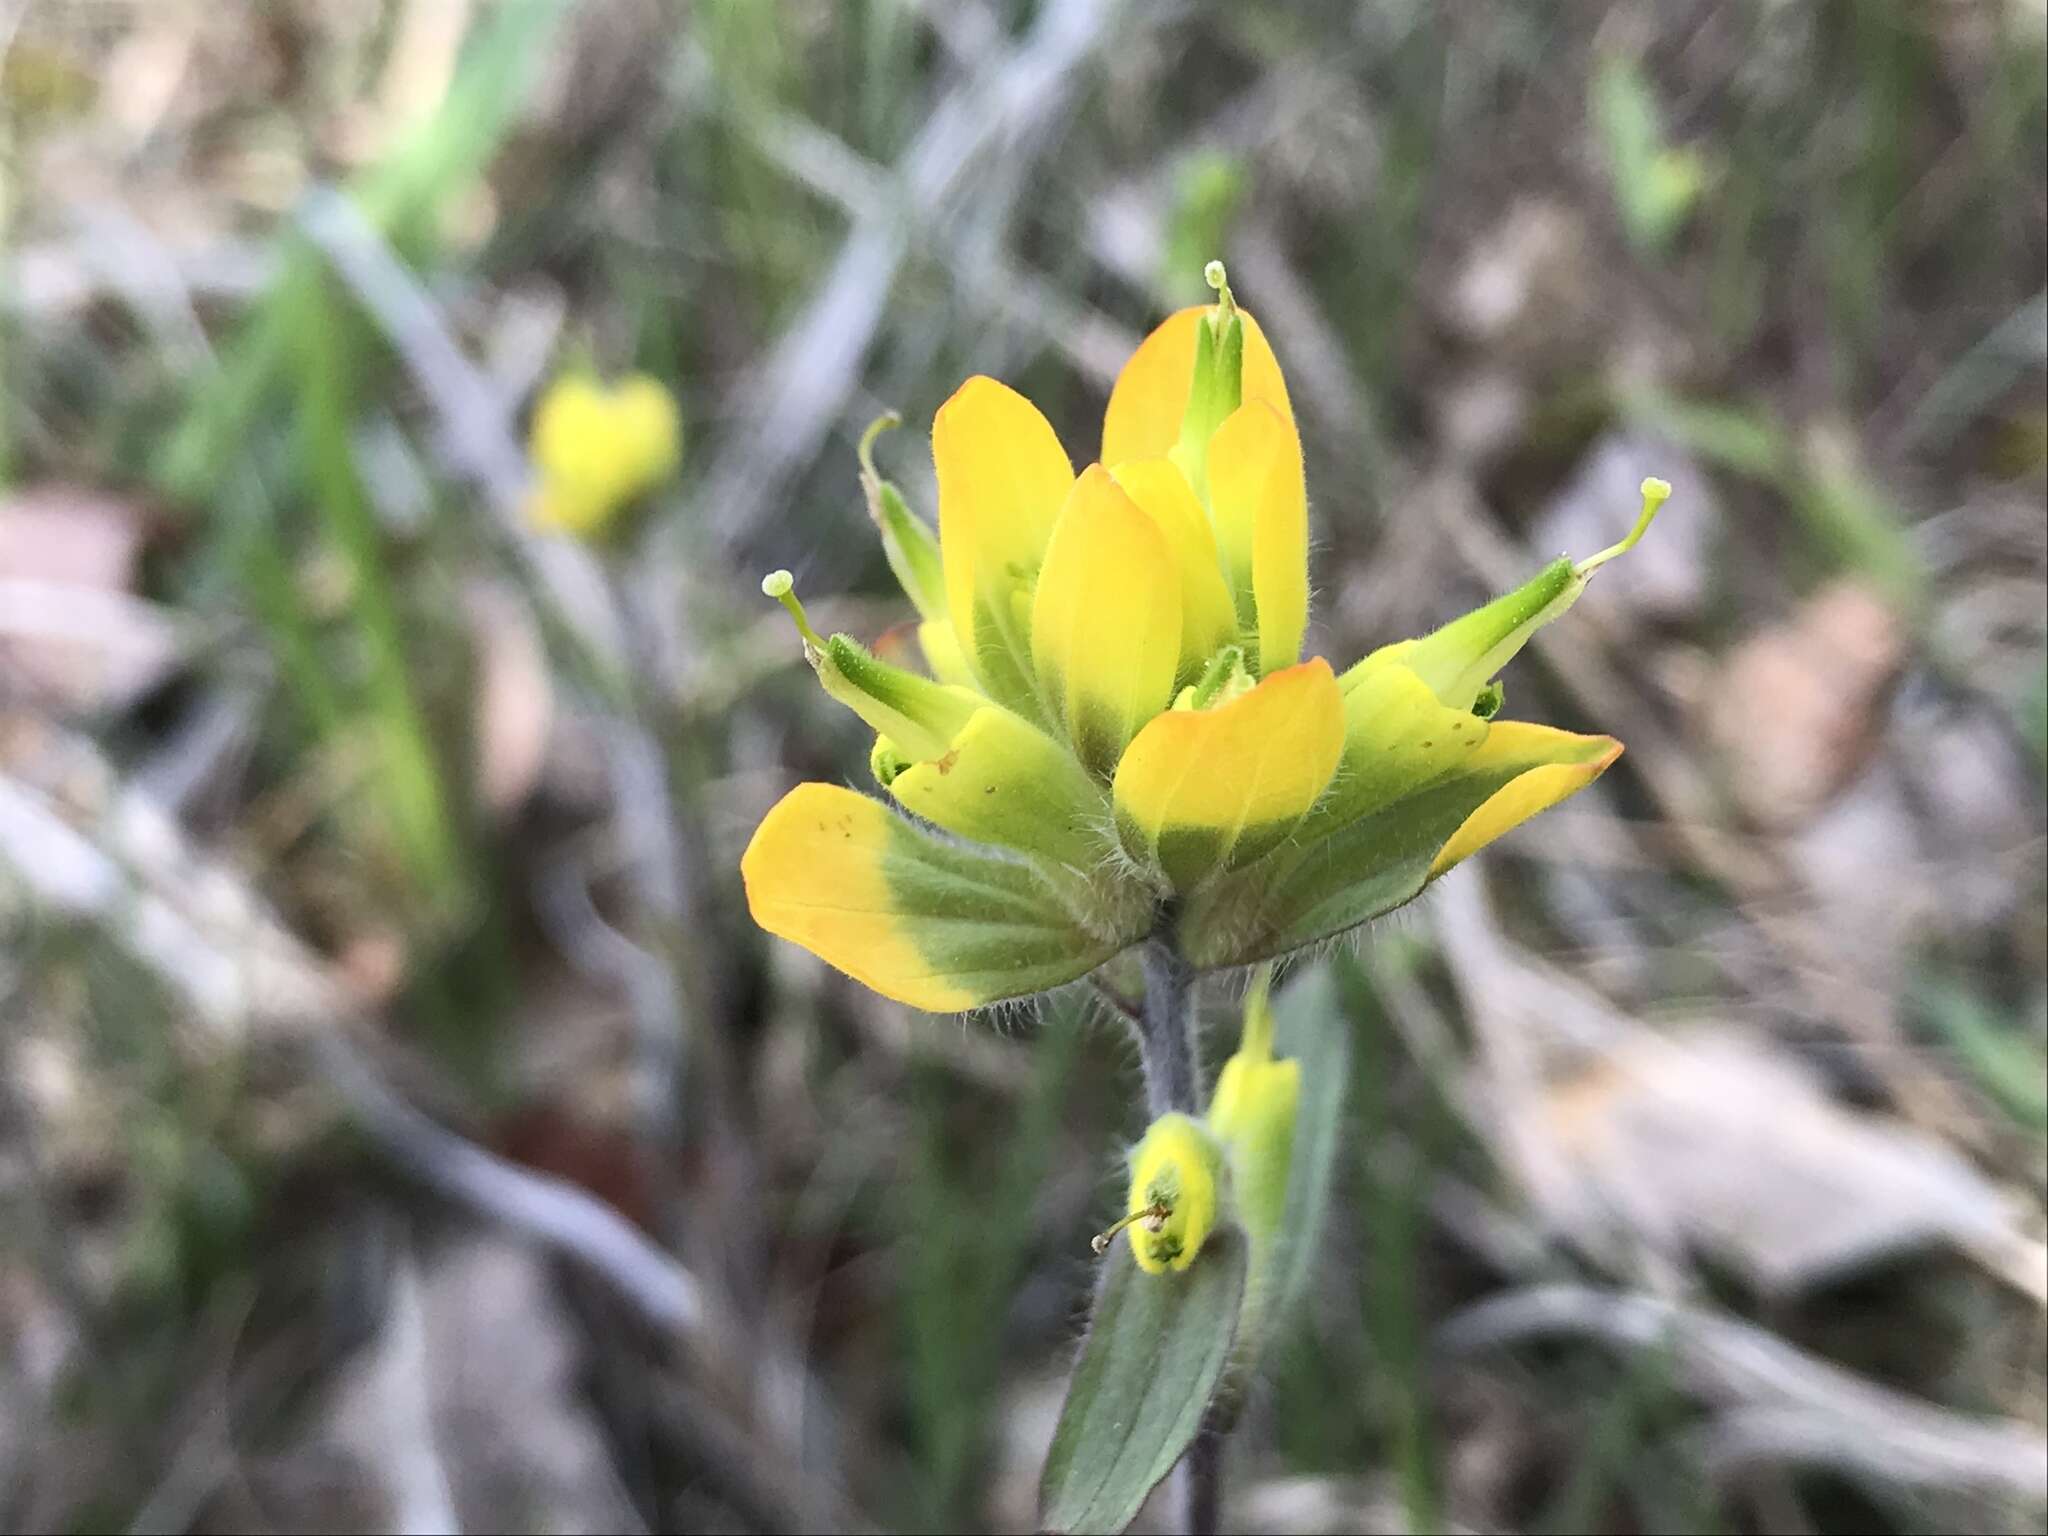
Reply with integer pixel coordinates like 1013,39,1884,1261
1039,1227,1249,1535
1265,966,1351,1329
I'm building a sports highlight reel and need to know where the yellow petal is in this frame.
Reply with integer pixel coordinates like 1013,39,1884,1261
1030,466,1183,773
1429,727,1622,876
1102,306,1295,466
742,783,1130,1010
1113,658,1343,889
917,617,976,689
527,375,681,541
743,785,970,1011
1207,399,1308,674
934,376,1074,707
1109,458,1239,681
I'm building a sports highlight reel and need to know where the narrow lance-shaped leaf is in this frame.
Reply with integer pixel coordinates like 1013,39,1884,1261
1264,965,1350,1331
1039,1228,1249,1535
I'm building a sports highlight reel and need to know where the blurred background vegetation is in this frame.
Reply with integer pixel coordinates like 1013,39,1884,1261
1,1,2044,1531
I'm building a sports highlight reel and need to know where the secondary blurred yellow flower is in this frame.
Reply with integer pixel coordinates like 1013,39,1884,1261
526,373,681,540
741,265,1670,1007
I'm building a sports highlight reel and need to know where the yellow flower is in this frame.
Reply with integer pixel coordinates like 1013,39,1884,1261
1112,1113,1224,1274
741,265,1668,1007
526,373,682,540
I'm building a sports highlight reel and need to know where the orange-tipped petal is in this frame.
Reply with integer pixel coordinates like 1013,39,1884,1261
1429,728,1623,875
1113,658,1343,890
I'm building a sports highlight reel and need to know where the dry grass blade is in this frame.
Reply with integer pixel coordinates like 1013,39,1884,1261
691,0,1128,554
1440,1284,2048,1504
0,726,702,1339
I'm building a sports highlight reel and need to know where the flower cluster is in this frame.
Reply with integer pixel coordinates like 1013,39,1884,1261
741,267,1665,1011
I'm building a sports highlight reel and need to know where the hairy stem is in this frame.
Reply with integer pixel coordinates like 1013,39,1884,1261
1137,935,1199,1118
1136,930,1222,1533
1176,1429,1222,1536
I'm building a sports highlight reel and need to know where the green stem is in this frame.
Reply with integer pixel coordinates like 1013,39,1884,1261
1177,1429,1222,1536
1138,935,1200,1119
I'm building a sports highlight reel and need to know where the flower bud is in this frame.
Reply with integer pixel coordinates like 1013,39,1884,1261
1117,1113,1224,1274
1207,967,1299,1249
